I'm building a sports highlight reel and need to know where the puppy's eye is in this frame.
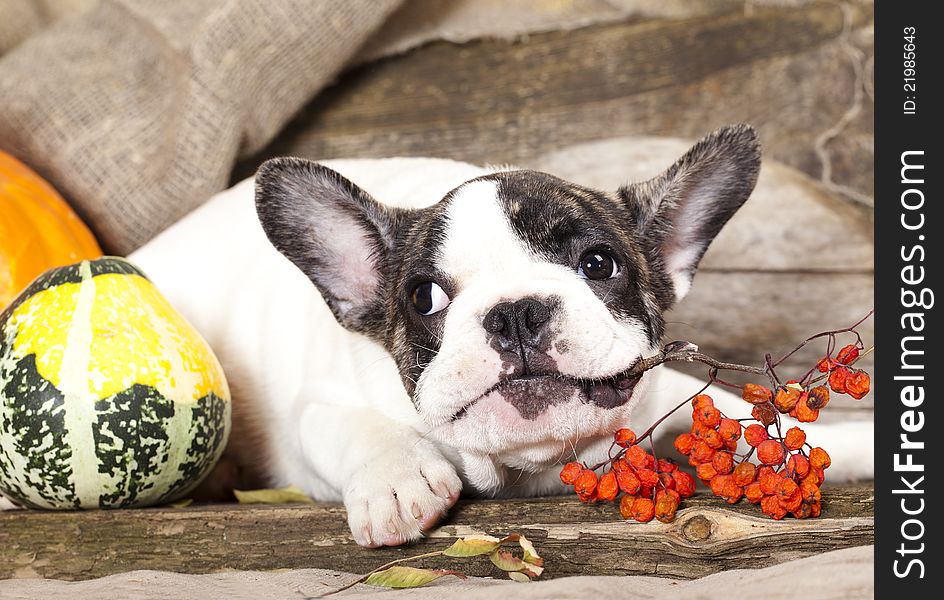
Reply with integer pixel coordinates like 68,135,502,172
578,251,619,280
411,282,451,315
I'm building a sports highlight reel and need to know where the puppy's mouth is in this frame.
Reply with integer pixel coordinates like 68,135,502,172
451,359,643,422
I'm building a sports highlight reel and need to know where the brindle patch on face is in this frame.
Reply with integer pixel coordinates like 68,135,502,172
482,171,666,345
383,194,462,396
493,378,581,420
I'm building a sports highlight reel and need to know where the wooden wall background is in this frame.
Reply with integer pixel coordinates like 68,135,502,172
234,0,875,419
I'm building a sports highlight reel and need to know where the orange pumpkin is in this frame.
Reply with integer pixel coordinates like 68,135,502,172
1,151,102,309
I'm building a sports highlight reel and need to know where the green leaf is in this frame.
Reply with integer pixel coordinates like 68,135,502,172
233,485,315,505
365,566,465,589
508,571,532,583
442,534,502,557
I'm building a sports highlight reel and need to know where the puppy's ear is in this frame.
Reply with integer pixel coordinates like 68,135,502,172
620,124,760,305
255,158,403,333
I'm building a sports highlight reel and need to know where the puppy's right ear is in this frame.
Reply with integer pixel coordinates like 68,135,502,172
255,158,404,333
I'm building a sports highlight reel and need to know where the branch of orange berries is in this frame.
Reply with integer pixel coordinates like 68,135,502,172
559,311,873,523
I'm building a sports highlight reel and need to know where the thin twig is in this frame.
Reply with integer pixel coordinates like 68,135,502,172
625,349,767,380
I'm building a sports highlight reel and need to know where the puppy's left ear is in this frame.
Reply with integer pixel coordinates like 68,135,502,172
255,157,404,334
620,124,761,306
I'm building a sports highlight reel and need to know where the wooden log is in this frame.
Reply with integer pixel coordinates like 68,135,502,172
234,1,874,204
0,485,873,581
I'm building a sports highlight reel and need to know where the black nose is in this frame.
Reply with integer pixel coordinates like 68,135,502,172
483,298,551,349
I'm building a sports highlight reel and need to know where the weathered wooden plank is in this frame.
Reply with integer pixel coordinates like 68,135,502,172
0,485,873,581
233,1,874,204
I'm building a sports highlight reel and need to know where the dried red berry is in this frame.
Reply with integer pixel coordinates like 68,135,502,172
774,386,802,413
696,405,722,428
800,481,821,504
637,468,660,488
574,469,598,497
696,462,718,481
761,495,788,520
690,421,712,440
784,426,807,451
745,482,764,503
717,418,742,442
692,394,714,411
709,474,734,497
786,454,811,479
757,440,785,465
712,451,735,475
779,490,803,512
614,428,637,447
751,402,778,426
829,367,850,393
559,461,584,485
691,440,715,464
654,490,681,523
630,497,655,522
795,396,820,423
733,461,758,486
807,386,830,410
626,445,649,469
776,478,800,502
810,447,831,470
619,494,637,519
744,424,769,447
616,469,641,495
671,471,696,498
742,383,773,405
793,501,813,519
844,371,870,399
674,433,695,455
597,471,619,501
703,428,724,450
758,468,783,495
836,344,860,365
657,458,678,473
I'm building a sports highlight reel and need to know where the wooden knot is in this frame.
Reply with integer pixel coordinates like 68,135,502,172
681,514,712,542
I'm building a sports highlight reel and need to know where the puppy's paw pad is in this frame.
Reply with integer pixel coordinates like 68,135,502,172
344,446,462,547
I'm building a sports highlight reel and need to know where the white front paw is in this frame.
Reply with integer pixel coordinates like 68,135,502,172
343,441,462,547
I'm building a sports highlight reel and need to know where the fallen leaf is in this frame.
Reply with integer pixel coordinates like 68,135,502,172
516,534,544,567
167,498,193,508
233,485,315,505
365,566,466,589
443,534,503,557
508,571,532,583
489,550,527,572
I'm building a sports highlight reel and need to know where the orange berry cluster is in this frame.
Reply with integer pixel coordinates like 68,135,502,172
560,338,870,523
559,428,696,523
675,393,831,519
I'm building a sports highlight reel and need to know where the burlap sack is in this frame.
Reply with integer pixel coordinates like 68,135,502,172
0,0,401,254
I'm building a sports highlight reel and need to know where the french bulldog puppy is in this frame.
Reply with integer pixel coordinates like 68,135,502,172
126,124,873,546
